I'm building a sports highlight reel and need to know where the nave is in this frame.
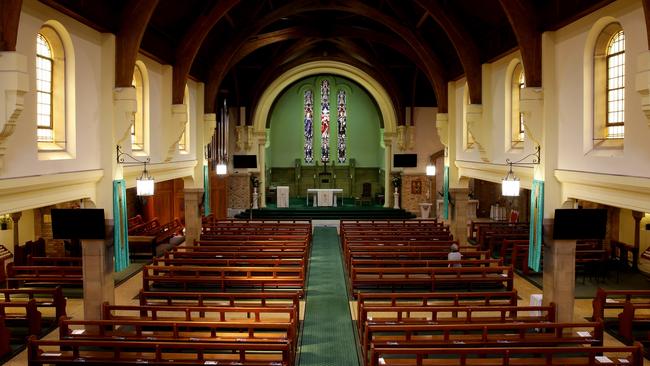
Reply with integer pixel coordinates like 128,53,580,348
3,219,649,366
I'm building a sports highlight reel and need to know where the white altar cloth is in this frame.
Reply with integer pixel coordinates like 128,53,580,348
307,188,343,207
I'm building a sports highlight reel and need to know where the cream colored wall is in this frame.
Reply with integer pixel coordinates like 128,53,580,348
618,209,650,252
0,0,204,216
446,0,650,214
395,107,442,175
553,0,649,176
0,210,36,254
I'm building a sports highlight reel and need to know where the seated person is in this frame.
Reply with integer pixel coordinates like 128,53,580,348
448,243,462,267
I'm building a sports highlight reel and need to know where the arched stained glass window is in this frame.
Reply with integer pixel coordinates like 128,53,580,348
320,80,330,163
606,30,625,139
337,90,347,163
36,33,53,142
304,90,314,163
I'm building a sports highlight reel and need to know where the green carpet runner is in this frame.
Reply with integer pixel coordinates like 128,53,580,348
299,227,360,366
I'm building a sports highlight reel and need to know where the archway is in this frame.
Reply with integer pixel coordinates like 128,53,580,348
252,61,398,207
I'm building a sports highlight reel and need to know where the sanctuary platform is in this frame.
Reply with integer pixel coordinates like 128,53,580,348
235,206,417,220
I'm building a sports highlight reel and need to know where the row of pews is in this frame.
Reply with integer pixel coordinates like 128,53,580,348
340,219,644,366
27,219,312,365
592,288,650,355
128,215,185,257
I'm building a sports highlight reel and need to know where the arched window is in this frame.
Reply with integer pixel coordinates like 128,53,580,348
178,86,190,152
511,63,525,148
36,33,53,143
592,23,624,147
605,30,625,139
36,22,74,156
131,64,144,151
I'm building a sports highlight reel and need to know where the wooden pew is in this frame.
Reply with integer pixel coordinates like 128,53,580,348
153,256,305,268
59,318,296,358
362,321,604,365
138,290,301,315
27,256,82,266
349,258,502,270
167,247,308,262
5,262,82,288
591,288,650,323
619,302,650,343
0,298,42,336
0,316,11,357
142,265,305,294
356,290,519,324
101,303,298,337
28,336,292,366
0,286,66,319
368,344,643,366
349,265,514,295
358,303,556,341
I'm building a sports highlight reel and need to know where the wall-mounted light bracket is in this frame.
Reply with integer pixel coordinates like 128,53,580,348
116,145,154,196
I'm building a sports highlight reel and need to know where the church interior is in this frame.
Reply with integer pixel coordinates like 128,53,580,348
1,0,650,364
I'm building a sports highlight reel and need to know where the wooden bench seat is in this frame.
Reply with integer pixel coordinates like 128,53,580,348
153,257,306,268
200,234,310,242
358,303,556,340
59,318,296,356
619,302,650,343
142,265,305,294
26,256,82,266
0,286,66,319
350,265,513,295
362,321,604,365
28,337,292,366
167,247,308,261
0,299,42,336
591,288,650,322
138,290,301,314
102,303,297,332
368,344,643,366
350,258,502,270
5,263,82,288
357,290,519,323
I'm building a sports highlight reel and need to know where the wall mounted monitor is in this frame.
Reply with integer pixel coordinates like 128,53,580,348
393,154,418,168
51,208,106,240
552,208,607,240
232,154,258,169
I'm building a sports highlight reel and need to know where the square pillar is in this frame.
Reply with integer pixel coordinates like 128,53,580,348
449,188,469,245
542,219,576,323
82,235,115,321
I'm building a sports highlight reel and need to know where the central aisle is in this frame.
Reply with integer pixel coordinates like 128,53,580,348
299,226,360,366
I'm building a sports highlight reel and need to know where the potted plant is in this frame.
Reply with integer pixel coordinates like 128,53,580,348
0,216,9,231
391,175,401,189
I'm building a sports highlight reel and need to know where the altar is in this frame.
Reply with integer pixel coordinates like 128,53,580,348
307,188,343,207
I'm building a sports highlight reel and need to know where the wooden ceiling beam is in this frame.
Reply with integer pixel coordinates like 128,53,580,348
172,0,239,104
205,0,447,113
415,0,482,104
0,0,22,51
499,0,542,88
115,0,159,88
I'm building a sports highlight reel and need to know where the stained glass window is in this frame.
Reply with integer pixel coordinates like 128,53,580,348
36,33,53,142
337,90,347,163
304,90,314,163
320,80,330,163
606,30,625,139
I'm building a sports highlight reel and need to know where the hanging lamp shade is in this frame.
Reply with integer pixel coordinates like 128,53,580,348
426,164,436,176
216,162,228,175
501,167,520,196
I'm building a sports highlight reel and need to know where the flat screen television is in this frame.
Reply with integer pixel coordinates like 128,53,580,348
51,208,106,240
552,208,607,240
393,154,417,168
232,154,257,169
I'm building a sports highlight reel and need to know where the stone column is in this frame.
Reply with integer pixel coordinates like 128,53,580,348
449,188,469,245
542,219,576,323
256,132,267,208
10,212,21,247
82,224,115,321
383,132,395,208
183,188,204,245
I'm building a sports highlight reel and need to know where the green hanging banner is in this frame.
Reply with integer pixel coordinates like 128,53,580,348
203,165,211,216
113,179,130,272
443,166,450,220
528,179,544,272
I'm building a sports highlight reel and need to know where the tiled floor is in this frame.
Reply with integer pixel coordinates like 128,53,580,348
6,269,649,365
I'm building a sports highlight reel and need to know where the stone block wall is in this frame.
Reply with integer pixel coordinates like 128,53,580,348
401,174,434,216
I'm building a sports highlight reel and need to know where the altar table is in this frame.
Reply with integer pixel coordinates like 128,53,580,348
306,188,343,207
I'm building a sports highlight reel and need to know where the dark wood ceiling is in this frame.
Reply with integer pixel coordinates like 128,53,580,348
36,0,616,119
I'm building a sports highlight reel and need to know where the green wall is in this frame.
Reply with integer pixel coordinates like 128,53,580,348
267,75,383,168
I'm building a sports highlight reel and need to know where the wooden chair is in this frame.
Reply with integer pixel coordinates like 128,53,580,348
360,182,372,206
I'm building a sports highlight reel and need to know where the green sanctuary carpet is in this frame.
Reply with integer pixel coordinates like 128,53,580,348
298,227,360,366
